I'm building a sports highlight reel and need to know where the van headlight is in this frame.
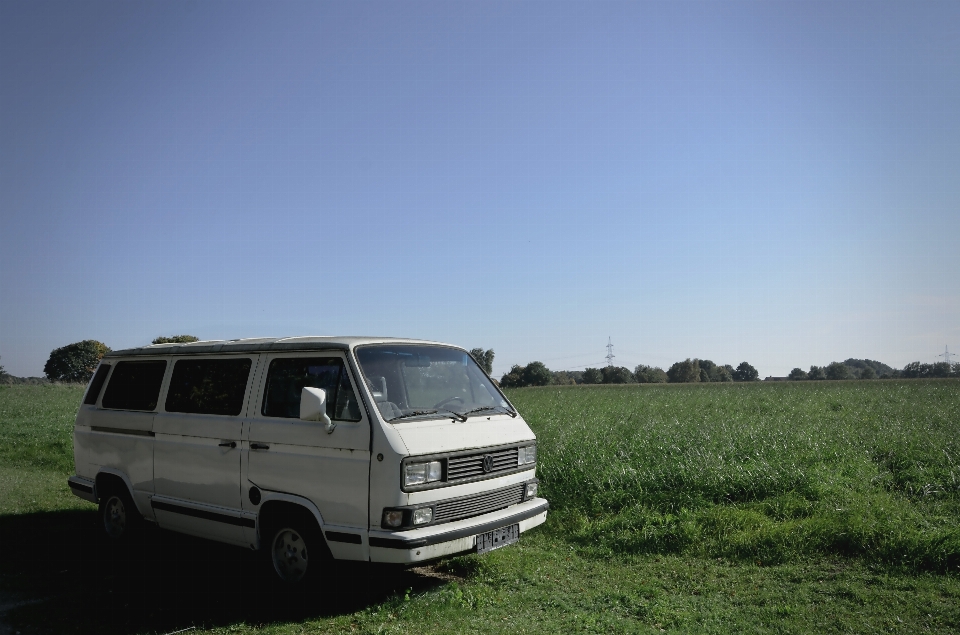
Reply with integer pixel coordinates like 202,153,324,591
404,460,442,487
518,444,537,465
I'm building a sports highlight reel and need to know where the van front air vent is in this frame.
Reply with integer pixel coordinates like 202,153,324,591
447,447,520,481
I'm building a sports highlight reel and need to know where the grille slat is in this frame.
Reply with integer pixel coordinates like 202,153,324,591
446,448,519,480
433,484,525,523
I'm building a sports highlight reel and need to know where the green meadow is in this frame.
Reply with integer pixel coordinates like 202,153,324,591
1,381,959,634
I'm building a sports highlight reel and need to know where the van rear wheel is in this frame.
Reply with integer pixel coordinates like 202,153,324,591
98,486,141,541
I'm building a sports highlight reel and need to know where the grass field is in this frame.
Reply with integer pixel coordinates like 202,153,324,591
1,381,959,634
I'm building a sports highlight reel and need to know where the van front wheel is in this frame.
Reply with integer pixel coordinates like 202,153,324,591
269,521,323,584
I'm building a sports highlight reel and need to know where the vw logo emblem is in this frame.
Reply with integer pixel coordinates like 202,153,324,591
482,454,495,473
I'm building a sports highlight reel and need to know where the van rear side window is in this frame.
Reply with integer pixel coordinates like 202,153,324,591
83,364,111,405
101,361,167,411
165,358,252,416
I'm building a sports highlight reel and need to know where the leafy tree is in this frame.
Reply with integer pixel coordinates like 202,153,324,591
521,361,552,387
634,365,668,384
469,348,495,375
44,340,111,383
901,361,922,378
860,366,876,380
900,361,952,379
710,365,733,382
667,359,701,383
551,371,580,385
152,335,199,345
0,355,5,376
696,360,731,382
843,358,896,378
788,367,808,380
697,359,717,382
500,361,552,387
732,361,759,382
825,362,852,380
499,365,525,388
931,361,952,378
602,366,634,384
808,365,826,380
582,368,603,384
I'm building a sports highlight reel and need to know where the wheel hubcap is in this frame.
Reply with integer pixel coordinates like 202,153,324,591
104,496,126,538
271,528,308,582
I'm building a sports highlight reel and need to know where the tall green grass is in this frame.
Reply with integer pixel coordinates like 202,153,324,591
2,381,958,571
508,381,960,572
0,384,82,473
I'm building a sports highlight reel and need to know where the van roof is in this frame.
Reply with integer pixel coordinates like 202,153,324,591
103,336,449,358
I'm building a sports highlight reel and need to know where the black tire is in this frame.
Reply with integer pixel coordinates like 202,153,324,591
97,484,142,542
263,512,328,585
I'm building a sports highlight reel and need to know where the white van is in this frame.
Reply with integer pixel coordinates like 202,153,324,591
69,337,547,583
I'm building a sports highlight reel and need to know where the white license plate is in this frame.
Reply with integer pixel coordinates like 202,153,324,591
476,523,520,554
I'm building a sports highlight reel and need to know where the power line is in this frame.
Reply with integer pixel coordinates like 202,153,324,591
605,337,615,367
555,361,609,371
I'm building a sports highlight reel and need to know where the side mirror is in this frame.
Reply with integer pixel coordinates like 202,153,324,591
300,387,335,433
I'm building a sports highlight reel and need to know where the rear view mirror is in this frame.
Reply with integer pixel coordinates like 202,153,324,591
300,387,335,433
403,354,431,368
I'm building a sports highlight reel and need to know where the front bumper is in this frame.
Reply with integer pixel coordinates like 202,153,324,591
368,497,549,564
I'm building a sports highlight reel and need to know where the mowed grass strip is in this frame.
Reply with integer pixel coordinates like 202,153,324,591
508,380,960,572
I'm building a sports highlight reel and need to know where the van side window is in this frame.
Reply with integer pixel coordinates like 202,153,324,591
165,358,252,416
262,357,362,422
84,364,112,405
101,361,167,411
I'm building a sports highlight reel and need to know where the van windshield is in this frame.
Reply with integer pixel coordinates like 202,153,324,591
355,344,515,422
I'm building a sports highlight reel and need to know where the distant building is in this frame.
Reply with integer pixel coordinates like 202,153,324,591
764,376,788,382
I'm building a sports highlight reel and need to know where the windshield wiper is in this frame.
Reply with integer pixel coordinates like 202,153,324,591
388,409,439,422
463,406,517,419
440,409,468,422
388,409,467,423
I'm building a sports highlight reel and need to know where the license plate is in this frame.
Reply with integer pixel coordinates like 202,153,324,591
476,523,520,554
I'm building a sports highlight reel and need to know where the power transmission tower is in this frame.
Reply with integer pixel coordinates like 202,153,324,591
605,337,615,367
938,345,956,365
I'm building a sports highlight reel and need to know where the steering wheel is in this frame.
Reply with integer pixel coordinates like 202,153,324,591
434,396,465,409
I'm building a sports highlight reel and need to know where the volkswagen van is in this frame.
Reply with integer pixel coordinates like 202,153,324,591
68,337,547,583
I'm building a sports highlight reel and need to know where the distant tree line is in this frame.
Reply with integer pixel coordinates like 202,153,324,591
498,358,762,387
496,355,960,388
784,358,960,381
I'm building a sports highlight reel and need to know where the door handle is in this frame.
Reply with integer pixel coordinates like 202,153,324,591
219,441,237,448
250,443,270,450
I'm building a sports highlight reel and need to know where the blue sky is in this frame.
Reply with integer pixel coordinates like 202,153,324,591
2,0,959,378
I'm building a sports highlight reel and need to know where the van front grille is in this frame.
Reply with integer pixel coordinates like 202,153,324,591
433,484,525,524
447,447,519,481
